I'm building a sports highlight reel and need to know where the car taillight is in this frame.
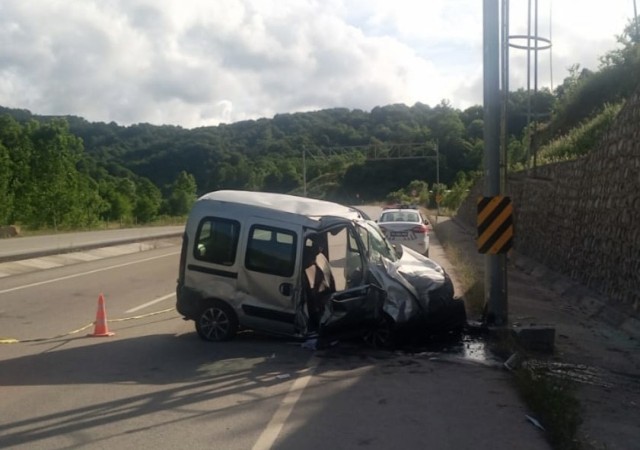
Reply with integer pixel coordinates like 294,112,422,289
412,224,428,234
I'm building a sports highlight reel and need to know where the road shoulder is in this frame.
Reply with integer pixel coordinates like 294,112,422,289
429,213,640,450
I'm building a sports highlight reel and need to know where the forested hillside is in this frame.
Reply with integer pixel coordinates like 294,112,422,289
1,21,637,231
66,101,492,195
1,100,497,231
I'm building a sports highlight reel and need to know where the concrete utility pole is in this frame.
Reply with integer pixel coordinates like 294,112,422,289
483,0,508,326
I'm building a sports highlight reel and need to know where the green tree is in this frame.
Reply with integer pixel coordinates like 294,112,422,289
429,100,465,144
113,178,136,223
466,119,484,141
0,115,32,224
386,189,409,204
599,19,640,67
406,180,429,201
441,172,475,211
0,143,12,224
99,178,129,222
134,178,162,223
166,171,197,216
15,119,97,229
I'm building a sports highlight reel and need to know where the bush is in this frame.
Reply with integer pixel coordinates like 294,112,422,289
536,102,623,163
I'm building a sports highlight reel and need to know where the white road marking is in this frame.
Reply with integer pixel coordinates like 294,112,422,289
126,292,175,313
252,356,319,450
0,251,180,295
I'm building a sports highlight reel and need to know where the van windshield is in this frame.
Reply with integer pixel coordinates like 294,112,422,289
358,221,397,263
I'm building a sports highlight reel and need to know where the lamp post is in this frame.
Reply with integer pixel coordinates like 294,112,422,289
483,0,508,326
302,147,307,197
436,141,440,220
635,0,639,43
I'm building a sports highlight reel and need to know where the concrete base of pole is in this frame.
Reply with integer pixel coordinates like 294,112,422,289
511,325,556,353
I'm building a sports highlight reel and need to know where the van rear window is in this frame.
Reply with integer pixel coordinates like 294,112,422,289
246,226,297,277
194,217,240,266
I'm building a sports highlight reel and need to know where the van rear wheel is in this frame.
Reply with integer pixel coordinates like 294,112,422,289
196,301,238,342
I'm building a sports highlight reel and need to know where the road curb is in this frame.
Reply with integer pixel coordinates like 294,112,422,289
0,232,183,263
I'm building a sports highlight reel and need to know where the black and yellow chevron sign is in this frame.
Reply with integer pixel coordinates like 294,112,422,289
477,196,513,254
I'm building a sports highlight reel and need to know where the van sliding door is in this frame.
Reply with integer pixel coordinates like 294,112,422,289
236,218,302,335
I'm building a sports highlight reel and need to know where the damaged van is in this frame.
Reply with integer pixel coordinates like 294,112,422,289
176,190,466,346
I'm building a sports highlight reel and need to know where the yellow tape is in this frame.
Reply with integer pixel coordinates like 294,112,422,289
0,307,175,344
108,307,175,322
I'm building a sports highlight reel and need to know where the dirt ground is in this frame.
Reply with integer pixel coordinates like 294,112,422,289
428,214,640,450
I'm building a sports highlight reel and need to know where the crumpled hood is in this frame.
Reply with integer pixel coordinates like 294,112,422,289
368,246,446,322
395,246,446,289
373,259,418,322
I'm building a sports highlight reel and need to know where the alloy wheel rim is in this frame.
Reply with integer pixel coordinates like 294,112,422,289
201,307,230,340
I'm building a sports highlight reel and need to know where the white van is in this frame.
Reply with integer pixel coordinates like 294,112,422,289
176,190,465,345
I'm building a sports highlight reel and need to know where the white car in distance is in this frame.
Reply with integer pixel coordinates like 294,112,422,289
377,207,431,257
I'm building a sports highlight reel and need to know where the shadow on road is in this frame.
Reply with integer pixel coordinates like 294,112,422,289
1,332,311,386
0,329,550,450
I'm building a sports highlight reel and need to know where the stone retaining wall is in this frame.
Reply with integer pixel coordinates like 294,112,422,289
458,84,640,314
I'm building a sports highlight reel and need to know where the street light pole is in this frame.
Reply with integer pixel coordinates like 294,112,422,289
483,0,508,326
436,141,440,219
302,147,307,197
634,0,639,43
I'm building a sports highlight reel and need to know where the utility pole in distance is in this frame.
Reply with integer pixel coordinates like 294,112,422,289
302,147,307,197
436,141,440,220
483,0,508,326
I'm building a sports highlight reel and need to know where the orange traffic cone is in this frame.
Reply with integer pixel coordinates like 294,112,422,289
89,293,115,337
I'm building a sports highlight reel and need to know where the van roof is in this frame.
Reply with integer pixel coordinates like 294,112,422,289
197,190,362,221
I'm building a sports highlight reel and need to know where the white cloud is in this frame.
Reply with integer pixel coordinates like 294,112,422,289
0,0,634,128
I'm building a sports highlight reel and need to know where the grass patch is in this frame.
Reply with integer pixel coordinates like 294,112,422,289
514,366,582,450
537,102,623,163
432,216,583,449
432,220,485,318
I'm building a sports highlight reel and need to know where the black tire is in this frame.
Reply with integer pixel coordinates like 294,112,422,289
195,300,238,342
363,313,396,349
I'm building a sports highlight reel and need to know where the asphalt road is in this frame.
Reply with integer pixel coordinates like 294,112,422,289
0,226,550,449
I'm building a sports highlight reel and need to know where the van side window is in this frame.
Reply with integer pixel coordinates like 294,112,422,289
194,217,240,266
246,226,297,277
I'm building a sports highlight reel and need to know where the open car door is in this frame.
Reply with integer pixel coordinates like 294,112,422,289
305,220,387,339
320,284,386,339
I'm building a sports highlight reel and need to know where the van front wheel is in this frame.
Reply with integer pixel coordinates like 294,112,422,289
362,313,395,349
196,301,238,342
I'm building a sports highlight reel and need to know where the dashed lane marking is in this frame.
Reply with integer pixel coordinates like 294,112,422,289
126,292,175,313
252,356,319,450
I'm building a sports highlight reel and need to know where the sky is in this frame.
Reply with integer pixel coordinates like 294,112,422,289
0,0,635,128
